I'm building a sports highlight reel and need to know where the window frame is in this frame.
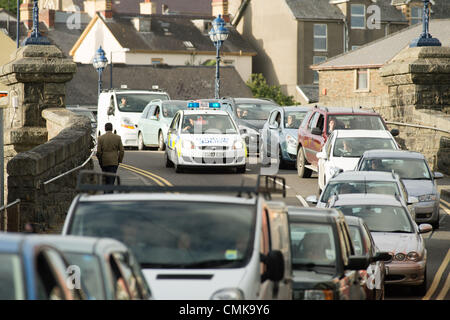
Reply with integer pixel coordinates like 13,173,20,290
351,4,366,29
313,56,327,83
354,68,370,92
410,6,423,25
313,24,328,52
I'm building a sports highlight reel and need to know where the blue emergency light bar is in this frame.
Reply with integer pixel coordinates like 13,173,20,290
209,102,221,108
188,102,200,108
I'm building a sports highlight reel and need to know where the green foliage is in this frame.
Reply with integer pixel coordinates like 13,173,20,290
0,0,18,15
246,73,298,106
202,59,216,66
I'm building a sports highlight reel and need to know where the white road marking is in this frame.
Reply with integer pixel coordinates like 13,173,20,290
274,180,291,189
296,195,309,208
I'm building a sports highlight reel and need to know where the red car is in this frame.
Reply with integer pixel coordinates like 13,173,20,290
296,106,398,178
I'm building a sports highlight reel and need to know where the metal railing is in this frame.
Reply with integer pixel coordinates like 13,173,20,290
0,199,20,231
386,121,450,135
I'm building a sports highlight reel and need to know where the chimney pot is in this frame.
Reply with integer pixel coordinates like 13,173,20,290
40,9,55,29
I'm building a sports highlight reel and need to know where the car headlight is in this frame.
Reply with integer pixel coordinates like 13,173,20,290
286,134,297,147
304,289,333,300
233,140,244,150
182,139,195,149
121,117,135,129
418,194,437,202
407,252,420,261
210,288,244,300
394,253,406,261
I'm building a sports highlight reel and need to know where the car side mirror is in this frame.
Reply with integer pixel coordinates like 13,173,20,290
316,151,327,160
433,172,444,179
390,128,399,137
311,127,322,135
107,106,115,116
239,128,247,135
269,122,279,130
407,196,419,205
150,116,158,121
370,251,392,263
261,250,284,282
418,223,433,234
306,195,318,204
347,256,370,270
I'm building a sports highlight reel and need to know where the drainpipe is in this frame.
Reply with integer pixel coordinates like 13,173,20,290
385,21,391,36
343,18,349,52
232,0,251,27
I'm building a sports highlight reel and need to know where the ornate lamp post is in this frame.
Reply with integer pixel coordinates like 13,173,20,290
93,46,108,98
410,0,441,47
209,15,229,99
22,0,51,46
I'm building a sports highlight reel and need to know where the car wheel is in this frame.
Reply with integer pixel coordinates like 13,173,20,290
138,132,145,151
412,267,427,296
158,131,166,151
297,147,312,178
432,218,439,230
236,165,246,174
165,152,174,168
279,147,288,170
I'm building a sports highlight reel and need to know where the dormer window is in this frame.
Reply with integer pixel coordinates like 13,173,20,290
351,4,366,29
411,6,423,25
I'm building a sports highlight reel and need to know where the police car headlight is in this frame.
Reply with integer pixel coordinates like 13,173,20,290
210,288,244,300
394,253,406,261
233,140,244,150
182,139,195,150
304,289,333,300
286,134,297,147
407,252,420,261
418,194,437,202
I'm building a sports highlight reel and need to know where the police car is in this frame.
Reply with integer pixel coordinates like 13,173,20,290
164,101,247,173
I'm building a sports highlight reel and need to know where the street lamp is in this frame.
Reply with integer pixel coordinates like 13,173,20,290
410,0,441,47
22,0,51,46
209,15,229,99
93,46,108,98
110,48,130,89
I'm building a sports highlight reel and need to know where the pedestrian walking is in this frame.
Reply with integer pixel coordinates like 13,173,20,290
97,123,124,186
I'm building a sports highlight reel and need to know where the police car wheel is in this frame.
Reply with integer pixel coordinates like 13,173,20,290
138,133,145,151
236,165,246,174
174,162,184,173
165,152,174,168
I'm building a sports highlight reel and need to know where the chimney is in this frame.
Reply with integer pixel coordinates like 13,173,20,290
40,9,55,29
20,0,34,29
212,0,230,22
140,0,157,15
84,0,113,19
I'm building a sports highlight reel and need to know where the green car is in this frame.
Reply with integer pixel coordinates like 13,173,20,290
137,100,188,150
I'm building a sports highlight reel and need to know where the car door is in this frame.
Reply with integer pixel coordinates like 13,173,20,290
319,132,335,189
310,112,326,168
266,110,281,157
261,110,272,156
303,112,319,163
167,113,181,161
148,104,162,145
139,105,152,144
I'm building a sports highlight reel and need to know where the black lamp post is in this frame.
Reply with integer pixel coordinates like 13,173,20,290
410,0,441,47
93,46,108,98
22,0,50,46
209,15,229,99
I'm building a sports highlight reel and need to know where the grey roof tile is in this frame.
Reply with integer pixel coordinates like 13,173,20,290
285,0,345,20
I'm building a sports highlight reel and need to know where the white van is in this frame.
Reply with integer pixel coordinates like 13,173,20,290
63,174,293,300
97,89,170,147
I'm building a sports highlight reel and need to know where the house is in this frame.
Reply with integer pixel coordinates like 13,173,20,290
65,64,253,110
0,29,18,92
68,1,256,83
228,0,448,105
311,19,450,109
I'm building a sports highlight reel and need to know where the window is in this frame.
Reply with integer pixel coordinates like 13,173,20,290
356,68,369,91
313,24,327,51
351,4,366,29
151,58,163,65
411,6,422,25
313,56,326,83
308,112,319,130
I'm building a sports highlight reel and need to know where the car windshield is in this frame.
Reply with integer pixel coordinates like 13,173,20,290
348,226,366,256
117,93,169,113
360,158,431,180
290,223,337,270
321,181,401,203
0,254,25,299
162,103,188,118
327,115,385,133
333,138,397,158
181,114,237,134
285,111,307,129
64,252,105,300
69,201,256,269
235,103,277,120
335,205,414,233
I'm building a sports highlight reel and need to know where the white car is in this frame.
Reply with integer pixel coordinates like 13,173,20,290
165,103,247,173
317,130,400,191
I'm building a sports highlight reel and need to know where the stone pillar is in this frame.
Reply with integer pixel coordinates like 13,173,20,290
0,45,77,202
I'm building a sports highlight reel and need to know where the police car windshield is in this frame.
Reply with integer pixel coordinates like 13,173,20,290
334,205,414,233
0,254,25,299
162,103,187,118
321,181,401,203
360,158,431,180
69,201,256,269
182,114,237,134
117,94,169,113
235,103,277,120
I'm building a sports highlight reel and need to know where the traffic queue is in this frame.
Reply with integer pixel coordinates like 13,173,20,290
0,95,442,300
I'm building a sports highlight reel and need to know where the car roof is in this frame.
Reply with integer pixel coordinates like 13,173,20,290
332,193,404,207
0,232,25,253
361,149,425,159
182,109,230,115
76,193,257,205
111,90,167,94
313,106,379,115
280,106,311,112
335,129,391,138
232,98,278,104
287,207,344,224
331,170,398,182
156,100,188,105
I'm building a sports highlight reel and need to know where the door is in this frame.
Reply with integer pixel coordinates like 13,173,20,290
148,105,161,145
318,132,335,189
310,112,326,168
140,105,152,144
167,113,181,161
303,112,319,162
267,111,281,158
259,208,273,300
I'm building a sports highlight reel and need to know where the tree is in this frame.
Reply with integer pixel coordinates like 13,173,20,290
246,73,298,106
0,0,18,15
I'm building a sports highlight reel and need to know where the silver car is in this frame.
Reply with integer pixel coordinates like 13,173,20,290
356,149,444,228
328,193,432,296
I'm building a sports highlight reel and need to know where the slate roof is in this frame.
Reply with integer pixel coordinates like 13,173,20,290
377,0,408,22
101,14,256,55
285,0,345,20
66,64,253,107
313,19,450,69
298,84,319,103
111,0,212,15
